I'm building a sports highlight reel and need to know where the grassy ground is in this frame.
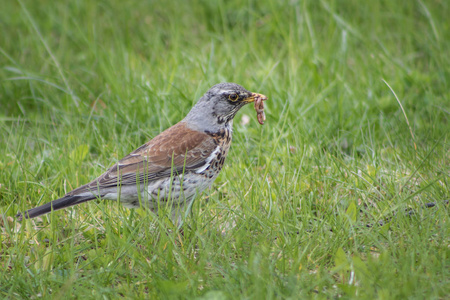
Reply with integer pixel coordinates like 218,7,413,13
1,0,449,298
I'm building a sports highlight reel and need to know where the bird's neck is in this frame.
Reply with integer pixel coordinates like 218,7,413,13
183,107,234,135
204,123,233,144
183,118,233,137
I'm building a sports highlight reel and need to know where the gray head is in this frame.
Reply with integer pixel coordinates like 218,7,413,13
184,82,264,132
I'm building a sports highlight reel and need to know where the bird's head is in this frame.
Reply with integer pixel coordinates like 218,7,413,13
185,82,267,131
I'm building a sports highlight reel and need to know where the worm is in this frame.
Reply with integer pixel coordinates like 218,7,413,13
254,95,266,125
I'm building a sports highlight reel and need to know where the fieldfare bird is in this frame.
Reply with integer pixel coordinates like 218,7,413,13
17,82,267,223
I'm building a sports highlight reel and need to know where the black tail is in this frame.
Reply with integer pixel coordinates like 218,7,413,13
16,195,98,221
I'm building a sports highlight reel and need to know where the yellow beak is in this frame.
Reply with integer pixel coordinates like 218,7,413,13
244,92,268,103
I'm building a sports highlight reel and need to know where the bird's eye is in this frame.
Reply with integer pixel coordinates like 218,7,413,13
228,93,238,102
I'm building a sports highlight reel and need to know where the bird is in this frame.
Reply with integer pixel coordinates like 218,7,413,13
17,82,268,224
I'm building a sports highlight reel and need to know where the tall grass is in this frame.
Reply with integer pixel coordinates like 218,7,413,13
1,0,448,298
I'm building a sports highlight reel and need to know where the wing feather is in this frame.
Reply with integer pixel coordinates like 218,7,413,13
69,122,217,195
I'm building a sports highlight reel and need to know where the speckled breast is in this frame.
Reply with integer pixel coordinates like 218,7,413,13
201,127,232,179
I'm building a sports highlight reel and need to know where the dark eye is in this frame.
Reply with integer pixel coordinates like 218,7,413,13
228,93,238,102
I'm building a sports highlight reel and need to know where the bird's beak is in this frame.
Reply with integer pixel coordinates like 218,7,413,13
243,92,268,103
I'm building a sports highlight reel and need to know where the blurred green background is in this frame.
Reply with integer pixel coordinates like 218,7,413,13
1,0,448,298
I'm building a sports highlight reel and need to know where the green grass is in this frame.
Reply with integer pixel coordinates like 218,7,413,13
1,0,449,298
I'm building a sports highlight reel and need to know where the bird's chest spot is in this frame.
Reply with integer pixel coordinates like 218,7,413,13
201,128,232,177
207,148,228,174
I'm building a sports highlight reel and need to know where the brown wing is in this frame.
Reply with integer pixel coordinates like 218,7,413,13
69,122,218,195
